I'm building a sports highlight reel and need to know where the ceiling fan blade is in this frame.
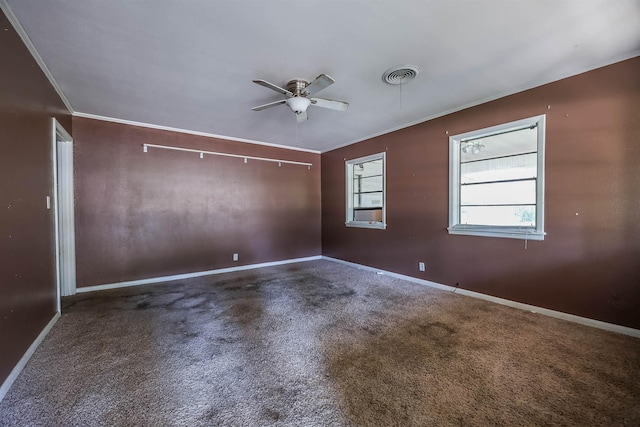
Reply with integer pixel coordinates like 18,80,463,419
253,79,294,97
251,99,286,111
296,110,308,122
302,74,335,96
310,97,349,111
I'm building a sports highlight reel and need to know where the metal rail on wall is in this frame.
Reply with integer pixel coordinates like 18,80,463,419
142,143,313,169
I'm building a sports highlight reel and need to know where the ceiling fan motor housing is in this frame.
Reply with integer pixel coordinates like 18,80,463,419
286,79,310,96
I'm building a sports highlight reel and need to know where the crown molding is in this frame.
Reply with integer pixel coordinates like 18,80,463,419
3,0,636,155
322,51,640,153
73,112,321,154
0,1,74,113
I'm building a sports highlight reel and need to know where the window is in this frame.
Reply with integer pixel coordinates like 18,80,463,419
448,115,545,240
346,152,386,229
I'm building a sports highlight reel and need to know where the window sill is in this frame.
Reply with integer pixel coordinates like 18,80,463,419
448,226,544,241
346,221,387,230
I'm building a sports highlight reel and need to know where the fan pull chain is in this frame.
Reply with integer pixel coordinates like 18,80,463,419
400,81,403,109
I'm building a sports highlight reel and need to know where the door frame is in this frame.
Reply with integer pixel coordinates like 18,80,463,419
52,118,76,311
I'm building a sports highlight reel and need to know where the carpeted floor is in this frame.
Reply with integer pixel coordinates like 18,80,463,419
1,260,639,426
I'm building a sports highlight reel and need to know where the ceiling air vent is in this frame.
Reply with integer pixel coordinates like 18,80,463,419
382,65,420,85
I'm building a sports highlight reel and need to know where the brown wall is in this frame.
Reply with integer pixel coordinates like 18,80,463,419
0,10,71,386
322,57,640,329
73,117,321,288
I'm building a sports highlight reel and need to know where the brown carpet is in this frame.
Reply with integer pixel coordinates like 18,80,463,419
1,260,638,426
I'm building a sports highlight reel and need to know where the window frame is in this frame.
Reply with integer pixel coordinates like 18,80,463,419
345,152,387,230
448,115,546,240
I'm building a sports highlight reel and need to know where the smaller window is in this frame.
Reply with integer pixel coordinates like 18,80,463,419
449,115,545,240
346,152,386,229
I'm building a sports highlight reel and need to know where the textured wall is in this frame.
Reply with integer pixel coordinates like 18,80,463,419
0,10,71,386
73,117,321,288
322,57,640,329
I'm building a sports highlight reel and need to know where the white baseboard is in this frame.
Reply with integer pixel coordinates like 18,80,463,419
0,311,61,403
76,256,322,294
322,256,640,339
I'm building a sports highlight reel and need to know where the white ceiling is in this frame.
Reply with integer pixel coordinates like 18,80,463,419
4,0,640,153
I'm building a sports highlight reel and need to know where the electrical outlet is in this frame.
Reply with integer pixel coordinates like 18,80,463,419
419,262,425,272
233,253,238,261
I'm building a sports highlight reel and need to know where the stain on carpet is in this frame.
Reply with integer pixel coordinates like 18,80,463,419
1,261,638,427
324,294,640,426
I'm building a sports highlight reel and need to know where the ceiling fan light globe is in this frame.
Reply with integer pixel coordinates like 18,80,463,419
286,97,311,114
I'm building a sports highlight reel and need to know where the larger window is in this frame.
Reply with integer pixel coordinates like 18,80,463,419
346,152,386,229
449,115,545,240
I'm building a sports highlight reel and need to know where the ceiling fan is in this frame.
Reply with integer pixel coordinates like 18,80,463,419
251,74,349,122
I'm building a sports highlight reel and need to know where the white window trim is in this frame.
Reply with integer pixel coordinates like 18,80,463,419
448,115,546,240
345,152,386,230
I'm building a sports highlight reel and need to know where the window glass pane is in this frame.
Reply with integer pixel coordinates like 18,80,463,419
354,159,383,178
461,180,536,206
354,208,383,222
461,126,537,163
461,153,537,184
353,175,383,193
460,205,536,227
354,192,383,208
